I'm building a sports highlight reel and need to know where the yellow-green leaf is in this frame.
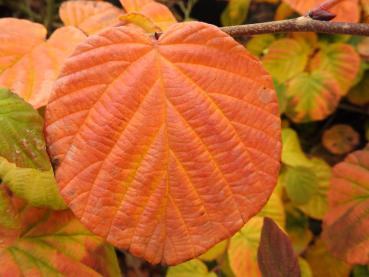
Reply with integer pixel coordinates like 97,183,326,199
0,88,65,209
0,88,50,170
286,205,313,254
221,0,251,26
167,259,216,277
299,258,313,277
199,240,227,261
298,158,331,220
246,34,275,57
0,157,65,210
281,128,311,167
281,165,318,205
263,38,312,83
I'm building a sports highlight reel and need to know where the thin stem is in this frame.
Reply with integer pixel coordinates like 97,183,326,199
44,0,55,32
221,16,369,37
338,103,369,116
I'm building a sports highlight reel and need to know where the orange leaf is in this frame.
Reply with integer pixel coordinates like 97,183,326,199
119,0,177,31
322,124,360,155
0,18,86,108
282,0,360,22
59,1,124,35
305,239,351,277
45,22,281,265
322,146,369,264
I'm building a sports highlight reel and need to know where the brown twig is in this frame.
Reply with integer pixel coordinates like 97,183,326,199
221,16,369,37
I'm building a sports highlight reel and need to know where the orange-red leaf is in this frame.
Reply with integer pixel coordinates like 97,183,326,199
322,146,369,264
45,22,281,265
0,188,121,277
282,0,360,22
119,0,176,31
59,1,124,35
322,124,360,155
0,18,86,108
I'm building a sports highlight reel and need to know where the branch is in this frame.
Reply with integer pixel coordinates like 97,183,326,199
221,16,369,37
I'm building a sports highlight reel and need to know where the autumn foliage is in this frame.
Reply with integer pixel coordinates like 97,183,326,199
0,0,369,276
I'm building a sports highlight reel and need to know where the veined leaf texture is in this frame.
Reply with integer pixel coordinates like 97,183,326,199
323,146,369,264
45,22,281,264
0,188,121,276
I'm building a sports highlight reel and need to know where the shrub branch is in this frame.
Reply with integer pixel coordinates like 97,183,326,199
221,16,369,37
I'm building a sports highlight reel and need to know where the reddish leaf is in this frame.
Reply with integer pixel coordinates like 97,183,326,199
257,218,300,277
59,0,124,35
45,22,281,265
282,0,360,22
0,187,121,277
322,146,369,264
322,124,360,155
0,18,86,108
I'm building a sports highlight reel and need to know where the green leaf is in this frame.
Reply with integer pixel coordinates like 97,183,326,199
353,265,369,277
285,71,341,122
221,0,251,26
274,81,288,114
0,157,65,210
0,88,65,209
281,128,311,167
298,158,331,220
0,88,50,170
281,165,318,205
246,34,275,57
263,38,312,83
166,259,216,277
286,205,313,254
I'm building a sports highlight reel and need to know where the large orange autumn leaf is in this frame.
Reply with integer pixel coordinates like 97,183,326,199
282,0,360,22
60,1,124,35
45,22,281,265
322,145,369,264
0,18,86,108
0,187,121,276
